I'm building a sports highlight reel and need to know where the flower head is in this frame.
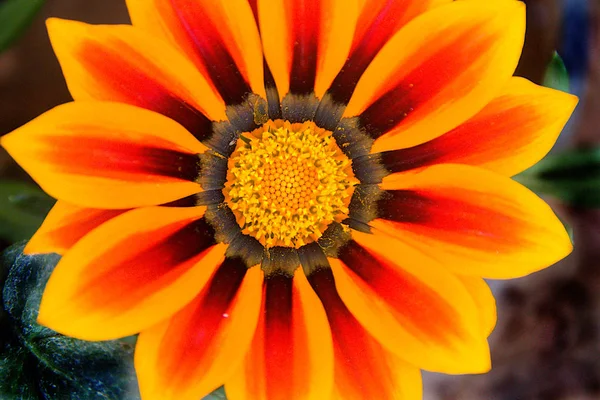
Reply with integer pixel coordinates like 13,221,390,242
1,0,577,399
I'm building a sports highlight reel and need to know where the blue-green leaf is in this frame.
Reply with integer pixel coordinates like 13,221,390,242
0,181,54,244
543,51,570,93
0,0,45,53
0,243,141,399
204,387,227,399
516,147,600,208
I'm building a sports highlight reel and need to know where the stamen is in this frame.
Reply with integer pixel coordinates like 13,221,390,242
224,120,358,248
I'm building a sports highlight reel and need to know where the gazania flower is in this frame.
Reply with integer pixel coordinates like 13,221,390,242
1,0,577,398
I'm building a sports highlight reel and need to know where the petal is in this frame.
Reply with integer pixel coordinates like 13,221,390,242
329,0,451,103
47,18,225,140
126,0,265,104
258,0,359,98
1,102,205,209
25,201,128,255
37,206,226,340
331,231,490,374
344,0,526,153
380,77,579,176
308,267,422,400
226,270,334,400
457,275,497,337
375,164,572,279
136,259,263,400
247,0,282,118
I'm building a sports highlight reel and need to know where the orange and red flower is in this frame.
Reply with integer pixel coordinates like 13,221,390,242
1,0,577,399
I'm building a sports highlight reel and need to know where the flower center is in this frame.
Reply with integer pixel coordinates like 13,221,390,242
224,120,357,248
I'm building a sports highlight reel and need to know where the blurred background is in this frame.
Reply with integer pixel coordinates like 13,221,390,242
0,0,599,399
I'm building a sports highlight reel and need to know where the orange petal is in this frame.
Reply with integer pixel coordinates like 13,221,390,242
376,164,572,279
37,206,226,340
331,231,490,374
126,0,264,103
136,260,263,400
344,0,525,152
380,77,579,176
329,0,451,103
308,267,422,400
25,201,128,255
457,275,497,337
47,18,226,138
258,0,359,98
226,270,334,400
1,102,205,209
247,0,282,118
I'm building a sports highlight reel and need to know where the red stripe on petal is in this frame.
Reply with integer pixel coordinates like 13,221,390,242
379,142,445,174
248,0,259,25
264,274,295,399
169,0,253,105
77,40,214,141
247,0,281,118
353,0,413,53
259,0,357,100
377,189,523,251
25,202,128,255
376,165,571,279
39,135,200,182
309,268,407,400
330,0,432,104
74,218,216,313
337,240,460,344
1,102,205,209
160,258,247,381
380,77,579,176
136,261,263,400
342,2,526,153
226,270,334,400
288,0,320,94
40,209,126,250
359,25,491,139
330,231,491,373
37,207,229,340
379,105,535,173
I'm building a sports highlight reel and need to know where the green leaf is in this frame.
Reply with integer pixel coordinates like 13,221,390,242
204,387,227,399
0,181,55,243
0,243,141,399
0,0,44,53
543,51,570,93
516,147,600,208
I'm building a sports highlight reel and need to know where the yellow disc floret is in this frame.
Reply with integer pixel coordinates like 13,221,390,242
224,120,358,248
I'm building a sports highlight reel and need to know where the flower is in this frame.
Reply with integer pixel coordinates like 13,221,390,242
0,0,577,399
